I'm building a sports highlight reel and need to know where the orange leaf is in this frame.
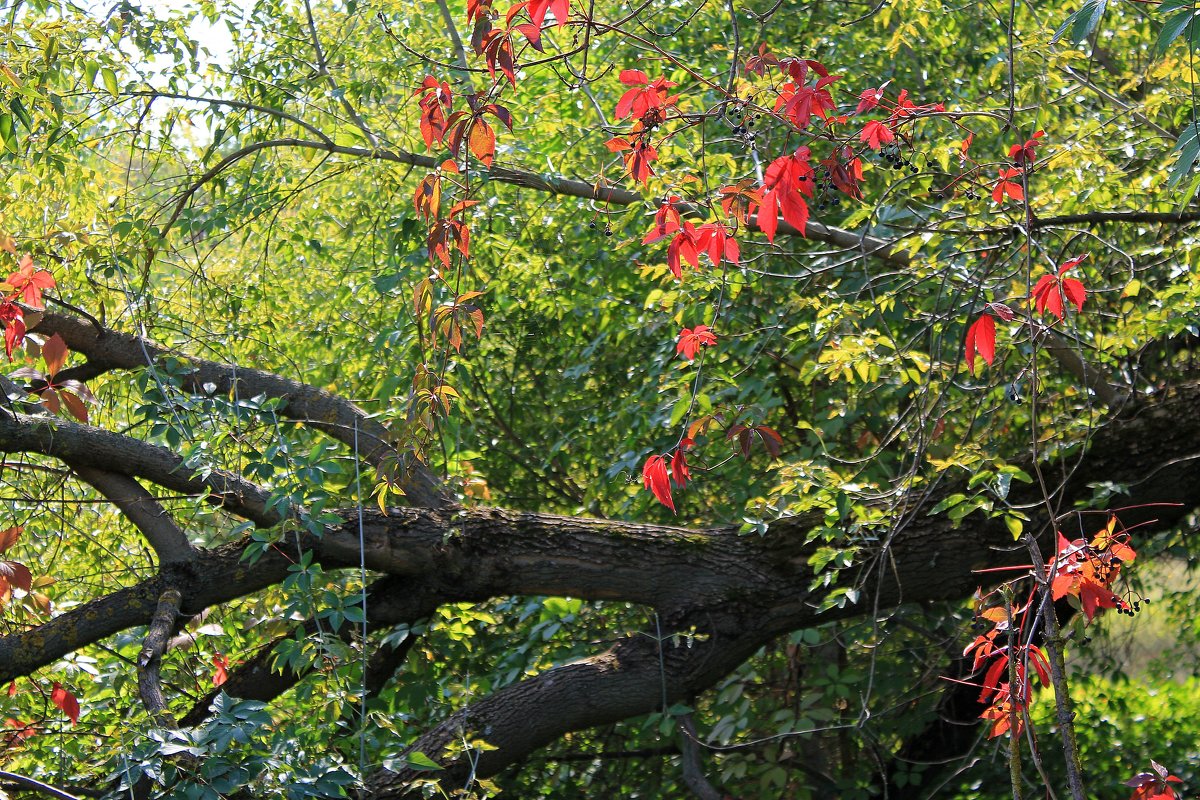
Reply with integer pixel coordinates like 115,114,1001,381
41,333,68,377
0,526,21,554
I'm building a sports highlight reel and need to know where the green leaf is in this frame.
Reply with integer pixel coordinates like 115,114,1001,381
101,67,118,98
404,751,444,772
928,492,967,516
1168,122,1200,189
1052,0,1108,44
1156,10,1198,56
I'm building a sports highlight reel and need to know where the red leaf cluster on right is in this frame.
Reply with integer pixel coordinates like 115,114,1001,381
1049,516,1136,623
1126,761,1184,800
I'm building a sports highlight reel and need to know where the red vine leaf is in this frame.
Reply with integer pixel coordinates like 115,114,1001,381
1031,254,1087,321
1009,130,1045,165
51,682,80,725
992,168,1024,204
212,653,229,687
964,314,996,375
859,120,894,151
757,147,814,242
676,325,716,361
7,255,54,309
642,454,675,512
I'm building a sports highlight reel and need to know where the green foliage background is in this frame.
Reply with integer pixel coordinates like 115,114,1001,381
0,0,1198,797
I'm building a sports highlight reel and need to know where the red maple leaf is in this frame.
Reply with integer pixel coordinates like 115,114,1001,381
676,325,716,361
964,313,996,375
757,147,814,242
1031,254,1086,321
509,0,570,28
50,682,80,726
7,255,54,309
859,119,895,151
992,168,1024,204
614,70,680,122
642,454,675,512
1009,130,1045,165
606,135,658,185
413,76,453,149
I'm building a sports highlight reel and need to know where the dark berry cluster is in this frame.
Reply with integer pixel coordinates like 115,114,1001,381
1114,594,1149,617
814,169,842,211
880,143,919,173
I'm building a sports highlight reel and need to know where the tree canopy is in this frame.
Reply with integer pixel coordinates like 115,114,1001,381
1,0,1200,798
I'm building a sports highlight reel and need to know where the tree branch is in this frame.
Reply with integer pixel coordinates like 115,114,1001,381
30,311,448,508
72,467,194,565
0,409,278,526
177,576,440,727
137,589,183,729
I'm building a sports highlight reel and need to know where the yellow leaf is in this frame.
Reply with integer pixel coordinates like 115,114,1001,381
1005,516,1023,540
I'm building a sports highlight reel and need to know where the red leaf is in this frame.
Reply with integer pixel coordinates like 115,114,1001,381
468,118,497,167
0,526,21,554
1031,274,1061,320
964,314,996,375
987,302,1015,321
0,560,31,593
51,682,80,725
1061,278,1086,312
979,655,1008,703
757,147,813,242
670,448,690,489
212,653,229,688
614,73,677,121
665,222,699,279
60,390,88,423
676,325,716,361
7,256,54,309
642,455,675,512
859,120,894,151
855,86,884,114
41,333,68,377
992,168,1024,204
0,301,26,359
1008,130,1044,164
